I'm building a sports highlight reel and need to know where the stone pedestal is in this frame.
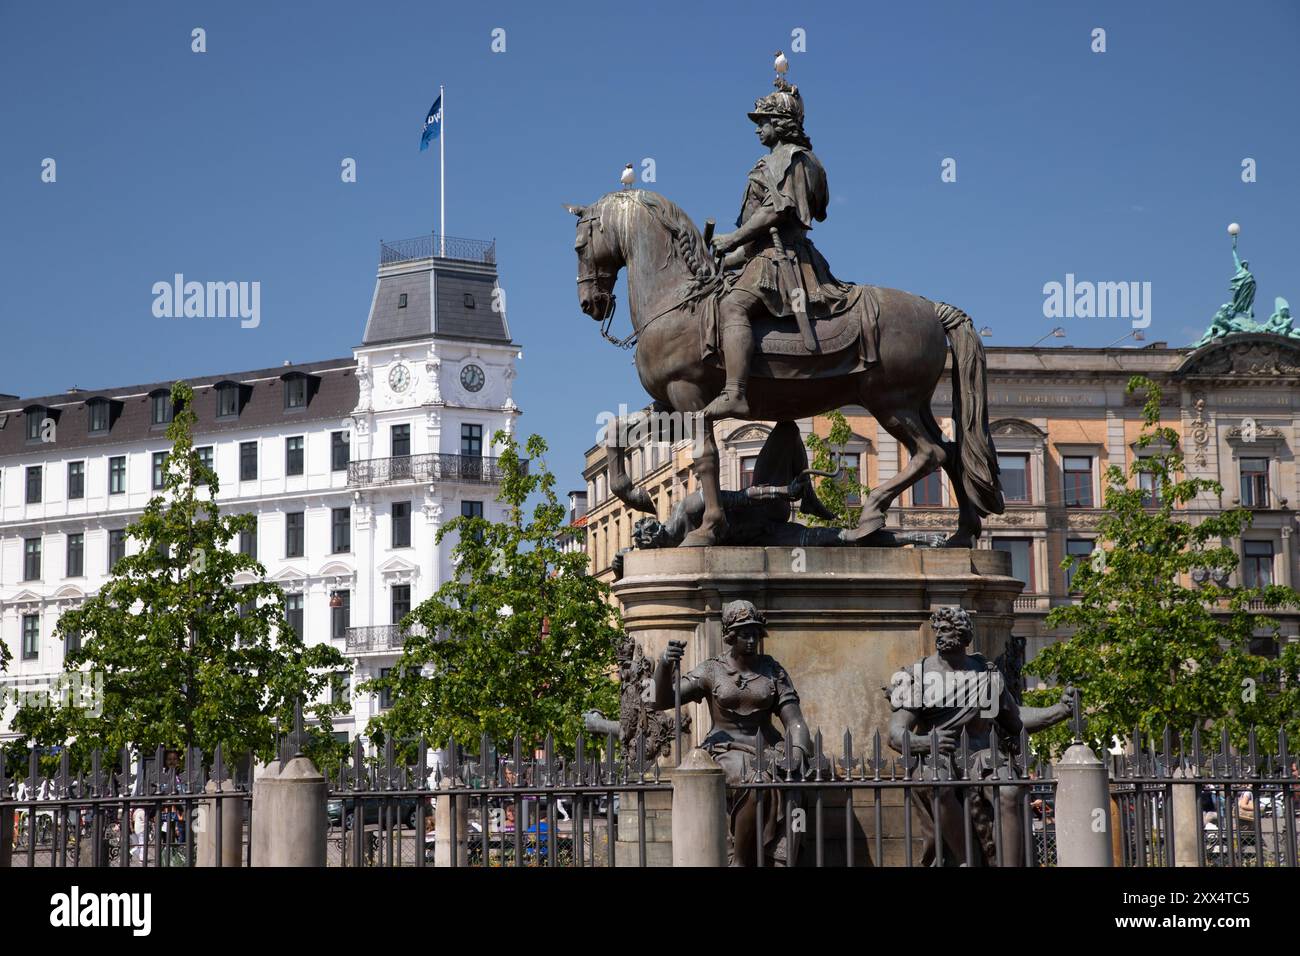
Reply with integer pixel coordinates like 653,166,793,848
612,546,1022,866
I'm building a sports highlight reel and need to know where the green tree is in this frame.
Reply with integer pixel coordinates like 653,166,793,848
363,432,620,757
13,382,346,767
804,410,869,527
1025,376,1300,754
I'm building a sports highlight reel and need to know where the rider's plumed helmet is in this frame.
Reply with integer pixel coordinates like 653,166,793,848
748,76,804,127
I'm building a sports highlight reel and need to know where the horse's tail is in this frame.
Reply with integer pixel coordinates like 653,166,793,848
935,302,1005,516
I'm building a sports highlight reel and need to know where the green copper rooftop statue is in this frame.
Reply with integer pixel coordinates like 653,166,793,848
567,61,1006,547
1193,225,1299,345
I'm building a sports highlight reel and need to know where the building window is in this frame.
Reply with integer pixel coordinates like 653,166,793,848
331,507,351,553
1062,456,1094,508
392,585,411,625
152,451,168,490
835,452,862,506
238,596,256,619
67,461,85,499
912,469,943,507
331,431,349,472
196,446,214,485
462,500,484,519
285,594,304,639
285,377,307,410
108,529,127,569
993,538,1034,590
392,501,411,548
109,456,126,495
1243,540,1275,588
463,293,476,309
332,670,352,706
22,615,39,661
398,293,408,309
65,629,82,656
89,400,111,434
1138,467,1160,507
378,667,394,710
25,465,42,504
1065,538,1093,592
217,384,240,419
461,424,482,458
331,590,351,640
239,441,258,481
740,456,758,490
66,533,84,577
23,538,42,581
286,436,304,476
999,454,1030,503
151,392,173,425
26,409,44,441
239,523,258,559
1240,458,1269,508
285,511,304,558
392,424,411,458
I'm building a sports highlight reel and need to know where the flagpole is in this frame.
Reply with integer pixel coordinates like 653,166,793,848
439,85,445,258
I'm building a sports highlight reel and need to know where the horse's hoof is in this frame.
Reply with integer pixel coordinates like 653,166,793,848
842,513,885,543
942,534,974,549
681,525,722,548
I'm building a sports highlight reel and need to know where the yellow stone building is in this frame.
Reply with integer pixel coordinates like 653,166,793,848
579,334,1300,664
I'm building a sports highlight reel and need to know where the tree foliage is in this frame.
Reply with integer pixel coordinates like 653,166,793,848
1025,376,1300,754
13,382,346,767
804,410,869,527
363,432,620,757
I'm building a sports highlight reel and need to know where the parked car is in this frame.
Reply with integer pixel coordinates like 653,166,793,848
326,797,429,829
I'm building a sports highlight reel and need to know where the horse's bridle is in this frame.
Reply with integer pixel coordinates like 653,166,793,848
576,214,634,348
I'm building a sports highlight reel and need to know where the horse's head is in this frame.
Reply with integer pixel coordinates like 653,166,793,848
565,198,623,323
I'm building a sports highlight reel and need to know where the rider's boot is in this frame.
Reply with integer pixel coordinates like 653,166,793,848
704,317,753,419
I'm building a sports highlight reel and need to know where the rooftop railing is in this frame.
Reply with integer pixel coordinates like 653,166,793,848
379,234,496,266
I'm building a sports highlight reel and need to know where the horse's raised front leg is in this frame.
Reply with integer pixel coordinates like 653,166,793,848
681,412,726,547
607,415,655,514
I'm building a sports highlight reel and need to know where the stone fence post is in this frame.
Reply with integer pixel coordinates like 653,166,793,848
1054,741,1113,867
0,807,11,868
671,749,727,866
251,756,327,866
434,776,468,866
197,773,244,867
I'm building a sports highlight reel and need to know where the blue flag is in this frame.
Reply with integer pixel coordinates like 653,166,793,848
420,95,442,151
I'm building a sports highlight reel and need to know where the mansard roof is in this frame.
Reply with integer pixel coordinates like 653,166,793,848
0,357,359,459
362,255,512,347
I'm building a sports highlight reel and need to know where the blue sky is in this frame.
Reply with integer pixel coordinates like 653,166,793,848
2,0,1298,491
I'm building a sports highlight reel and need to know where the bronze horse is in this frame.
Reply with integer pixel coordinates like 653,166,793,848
568,189,1003,547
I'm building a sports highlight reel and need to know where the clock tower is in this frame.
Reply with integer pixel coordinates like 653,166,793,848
345,234,521,722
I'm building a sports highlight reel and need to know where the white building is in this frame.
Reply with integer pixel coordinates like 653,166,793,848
0,234,520,745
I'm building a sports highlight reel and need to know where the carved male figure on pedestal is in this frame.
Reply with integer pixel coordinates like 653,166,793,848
886,606,1075,866
651,600,813,866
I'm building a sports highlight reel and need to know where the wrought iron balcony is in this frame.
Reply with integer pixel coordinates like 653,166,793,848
344,624,425,655
379,233,496,266
348,452,519,487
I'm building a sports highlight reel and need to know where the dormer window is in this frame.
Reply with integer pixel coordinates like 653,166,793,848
88,398,114,434
463,293,476,309
398,293,408,309
150,389,175,426
281,371,318,412
215,382,246,419
25,406,46,441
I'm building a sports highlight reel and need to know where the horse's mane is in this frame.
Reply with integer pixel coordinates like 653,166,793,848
594,190,718,290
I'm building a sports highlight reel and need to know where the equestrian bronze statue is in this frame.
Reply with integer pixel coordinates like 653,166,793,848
568,68,1004,547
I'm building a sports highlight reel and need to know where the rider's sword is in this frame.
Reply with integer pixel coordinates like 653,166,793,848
769,227,817,352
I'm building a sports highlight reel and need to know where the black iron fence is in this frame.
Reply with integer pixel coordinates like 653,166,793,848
1,744,251,868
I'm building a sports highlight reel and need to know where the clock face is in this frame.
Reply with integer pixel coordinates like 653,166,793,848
388,363,410,393
460,364,486,392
